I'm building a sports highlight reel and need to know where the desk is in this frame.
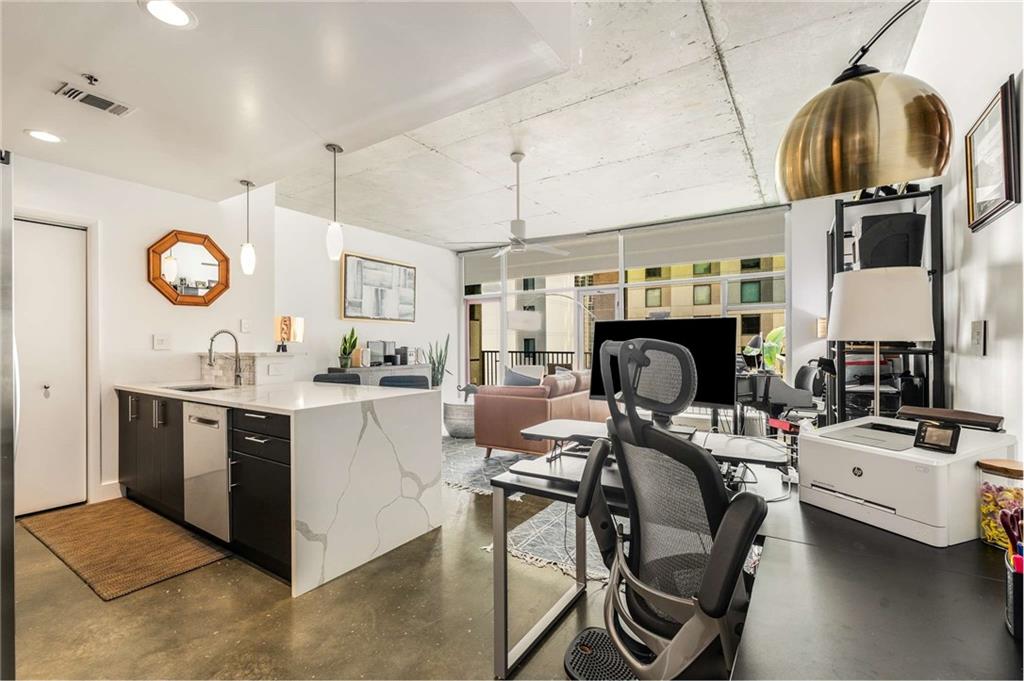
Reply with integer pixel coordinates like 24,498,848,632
491,456,1021,680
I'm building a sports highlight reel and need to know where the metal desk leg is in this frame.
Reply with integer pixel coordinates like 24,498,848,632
493,489,509,679
493,490,588,679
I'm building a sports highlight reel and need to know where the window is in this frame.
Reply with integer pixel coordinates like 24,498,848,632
645,288,662,307
741,315,761,335
523,338,536,354
693,284,711,306
740,280,762,303
464,284,482,295
741,258,762,271
645,267,664,280
693,262,712,276
522,305,536,311
522,278,536,291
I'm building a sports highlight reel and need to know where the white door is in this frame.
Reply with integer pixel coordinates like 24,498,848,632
14,219,87,515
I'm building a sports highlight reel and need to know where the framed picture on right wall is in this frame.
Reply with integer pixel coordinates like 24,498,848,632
965,74,1020,232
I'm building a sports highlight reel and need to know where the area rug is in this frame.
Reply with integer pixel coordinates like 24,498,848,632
19,497,229,601
504,500,614,581
442,436,526,496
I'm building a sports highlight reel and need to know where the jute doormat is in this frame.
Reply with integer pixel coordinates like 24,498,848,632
19,497,229,601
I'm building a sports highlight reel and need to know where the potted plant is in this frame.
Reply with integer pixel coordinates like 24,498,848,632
428,334,451,389
338,328,358,369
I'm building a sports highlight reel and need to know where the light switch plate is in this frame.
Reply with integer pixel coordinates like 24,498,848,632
152,334,170,351
239,318,250,334
970,320,987,356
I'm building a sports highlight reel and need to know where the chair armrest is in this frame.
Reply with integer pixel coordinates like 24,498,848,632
697,492,767,618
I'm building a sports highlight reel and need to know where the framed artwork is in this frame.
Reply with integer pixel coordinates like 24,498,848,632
341,253,416,322
966,74,1020,232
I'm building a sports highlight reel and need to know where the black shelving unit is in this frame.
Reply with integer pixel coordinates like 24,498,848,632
825,186,946,423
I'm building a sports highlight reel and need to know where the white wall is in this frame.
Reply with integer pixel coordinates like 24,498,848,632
785,197,832,378
905,0,1024,438
12,156,276,503
274,207,460,403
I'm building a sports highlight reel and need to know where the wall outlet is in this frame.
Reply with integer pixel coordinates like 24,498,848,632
239,318,251,334
152,334,170,351
970,320,988,356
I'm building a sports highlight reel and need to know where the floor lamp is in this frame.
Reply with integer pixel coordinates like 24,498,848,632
827,267,935,417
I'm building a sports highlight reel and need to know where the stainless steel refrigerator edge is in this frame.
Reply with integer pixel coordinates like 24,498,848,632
1,150,17,678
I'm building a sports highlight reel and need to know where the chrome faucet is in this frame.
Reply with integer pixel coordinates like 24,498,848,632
208,329,242,386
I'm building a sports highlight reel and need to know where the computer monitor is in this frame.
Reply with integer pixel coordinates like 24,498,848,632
589,317,738,408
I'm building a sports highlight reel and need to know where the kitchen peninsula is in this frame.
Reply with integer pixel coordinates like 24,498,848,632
113,381,442,597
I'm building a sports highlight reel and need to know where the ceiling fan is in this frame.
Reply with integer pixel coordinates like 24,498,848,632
445,151,568,258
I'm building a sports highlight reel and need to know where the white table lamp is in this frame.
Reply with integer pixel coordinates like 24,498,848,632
828,267,934,416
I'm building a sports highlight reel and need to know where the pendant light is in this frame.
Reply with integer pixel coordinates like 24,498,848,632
325,143,345,261
775,0,951,201
162,247,178,282
239,179,256,275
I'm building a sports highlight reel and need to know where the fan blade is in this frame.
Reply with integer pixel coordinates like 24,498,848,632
444,241,505,246
528,242,569,256
491,245,512,259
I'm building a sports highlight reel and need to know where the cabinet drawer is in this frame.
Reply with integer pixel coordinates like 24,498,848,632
231,409,290,439
232,429,290,465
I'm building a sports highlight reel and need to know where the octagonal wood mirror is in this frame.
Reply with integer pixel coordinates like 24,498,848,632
148,230,230,306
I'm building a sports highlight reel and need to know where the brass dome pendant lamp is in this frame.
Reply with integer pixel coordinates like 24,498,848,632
776,0,952,201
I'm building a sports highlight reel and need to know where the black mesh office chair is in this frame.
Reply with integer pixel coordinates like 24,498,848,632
566,338,767,680
379,374,430,389
313,373,361,385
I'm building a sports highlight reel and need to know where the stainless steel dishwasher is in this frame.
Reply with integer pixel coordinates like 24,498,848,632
183,402,230,541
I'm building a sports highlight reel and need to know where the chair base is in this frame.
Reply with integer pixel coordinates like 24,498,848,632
564,627,636,680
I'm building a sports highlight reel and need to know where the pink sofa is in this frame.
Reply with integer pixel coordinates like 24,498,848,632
474,371,610,457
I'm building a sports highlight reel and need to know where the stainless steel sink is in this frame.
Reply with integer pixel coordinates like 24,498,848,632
165,385,231,393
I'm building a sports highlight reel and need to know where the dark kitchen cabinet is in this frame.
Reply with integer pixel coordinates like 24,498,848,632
230,451,290,580
117,391,184,522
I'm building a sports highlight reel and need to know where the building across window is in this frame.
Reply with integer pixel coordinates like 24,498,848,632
741,315,761,335
693,284,711,306
644,267,664,280
740,280,762,303
693,262,712,276
645,288,662,307
523,338,536,354
522,277,536,291
740,258,763,271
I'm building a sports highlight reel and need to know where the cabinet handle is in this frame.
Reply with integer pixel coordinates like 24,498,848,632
152,399,159,428
128,395,138,422
244,436,270,445
243,412,267,419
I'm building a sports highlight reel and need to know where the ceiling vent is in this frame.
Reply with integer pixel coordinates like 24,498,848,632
53,82,137,118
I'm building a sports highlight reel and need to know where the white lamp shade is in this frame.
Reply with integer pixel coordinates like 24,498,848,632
161,254,178,282
828,267,934,341
240,242,256,275
326,221,344,261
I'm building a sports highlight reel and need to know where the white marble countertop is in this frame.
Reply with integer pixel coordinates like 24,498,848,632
113,380,431,415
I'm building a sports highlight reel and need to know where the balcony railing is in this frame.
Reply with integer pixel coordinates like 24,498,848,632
475,350,592,385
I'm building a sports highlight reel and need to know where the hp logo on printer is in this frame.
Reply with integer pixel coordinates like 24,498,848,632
852,466,864,477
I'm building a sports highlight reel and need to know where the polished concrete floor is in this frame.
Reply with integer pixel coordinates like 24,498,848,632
16,487,613,679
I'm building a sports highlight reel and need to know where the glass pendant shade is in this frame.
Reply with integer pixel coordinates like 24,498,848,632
776,71,952,201
326,221,344,261
240,242,256,275
162,253,178,282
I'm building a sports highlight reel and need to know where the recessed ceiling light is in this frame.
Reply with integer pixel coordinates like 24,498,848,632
139,1,197,29
24,129,62,144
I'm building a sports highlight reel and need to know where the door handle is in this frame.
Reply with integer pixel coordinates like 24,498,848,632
244,436,269,444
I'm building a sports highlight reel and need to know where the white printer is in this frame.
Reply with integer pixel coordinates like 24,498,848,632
799,416,1018,547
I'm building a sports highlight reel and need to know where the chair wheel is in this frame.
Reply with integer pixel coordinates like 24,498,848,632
564,627,636,680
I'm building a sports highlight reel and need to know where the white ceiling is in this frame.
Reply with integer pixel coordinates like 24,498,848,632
274,1,927,249
2,1,570,200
